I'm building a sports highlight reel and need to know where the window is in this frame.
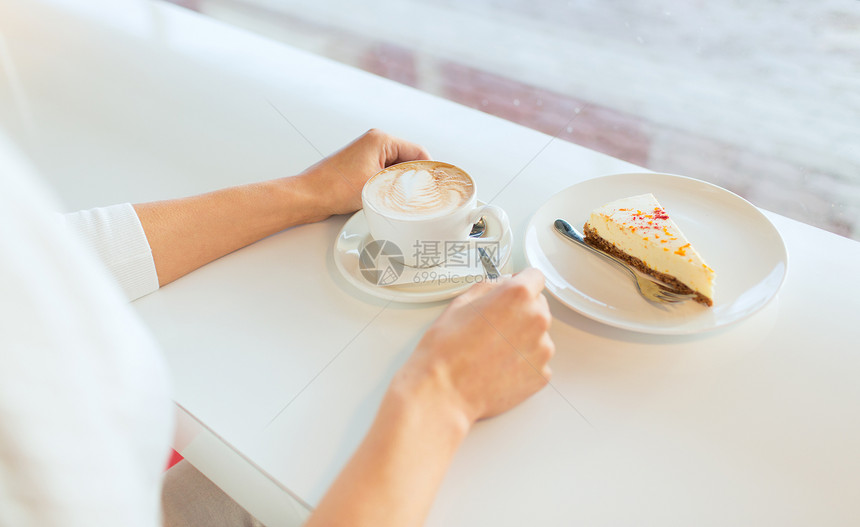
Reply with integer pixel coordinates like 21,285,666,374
169,0,860,241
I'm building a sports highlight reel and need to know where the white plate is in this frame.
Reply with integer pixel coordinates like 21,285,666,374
524,173,788,334
334,207,513,303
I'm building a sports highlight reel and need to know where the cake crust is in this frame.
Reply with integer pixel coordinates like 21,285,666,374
583,223,713,306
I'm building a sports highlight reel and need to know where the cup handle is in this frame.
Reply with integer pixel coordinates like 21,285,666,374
470,204,510,241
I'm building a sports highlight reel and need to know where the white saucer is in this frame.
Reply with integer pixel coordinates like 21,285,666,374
334,207,514,303
524,173,788,334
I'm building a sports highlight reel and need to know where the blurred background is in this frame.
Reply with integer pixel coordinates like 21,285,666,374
165,0,860,241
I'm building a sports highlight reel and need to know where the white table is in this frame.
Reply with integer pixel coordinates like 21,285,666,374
5,1,860,525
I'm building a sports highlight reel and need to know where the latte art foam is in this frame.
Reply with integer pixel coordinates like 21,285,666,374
364,162,474,219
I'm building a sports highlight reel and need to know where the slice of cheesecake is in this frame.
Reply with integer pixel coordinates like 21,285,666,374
583,193,715,306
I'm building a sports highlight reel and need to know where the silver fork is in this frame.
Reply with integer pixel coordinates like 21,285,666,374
553,219,695,305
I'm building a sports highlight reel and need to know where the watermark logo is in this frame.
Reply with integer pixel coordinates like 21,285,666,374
360,239,502,286
359,239,405,286
411,240,500,268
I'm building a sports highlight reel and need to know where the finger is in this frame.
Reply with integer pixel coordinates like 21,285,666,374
537,332,556,363
456,277,499,304
534,294,553,335
536,291,551,317
387,138,431,166
510,267,546,298
540,364,553,382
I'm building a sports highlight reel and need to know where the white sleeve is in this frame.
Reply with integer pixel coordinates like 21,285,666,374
63,204,160,301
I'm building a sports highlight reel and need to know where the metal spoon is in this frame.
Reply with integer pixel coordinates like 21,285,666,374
469,217,487,238
470,217,502,279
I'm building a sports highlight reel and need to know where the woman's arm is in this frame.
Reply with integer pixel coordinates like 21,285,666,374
306,269,555,526
134,129,429,286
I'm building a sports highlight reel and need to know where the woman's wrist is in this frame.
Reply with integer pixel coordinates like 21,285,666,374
267,174,332,226
387,361,474,445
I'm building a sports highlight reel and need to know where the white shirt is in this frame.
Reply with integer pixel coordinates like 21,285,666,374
0,132,173,526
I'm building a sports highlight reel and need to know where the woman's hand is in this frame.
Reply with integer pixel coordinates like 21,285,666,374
393,268,555,428
295,129,431,222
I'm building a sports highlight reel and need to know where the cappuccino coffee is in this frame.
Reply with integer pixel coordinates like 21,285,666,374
361,160,509,268
363,161,474,220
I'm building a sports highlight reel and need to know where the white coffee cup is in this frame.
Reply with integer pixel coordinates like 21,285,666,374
361,160,510,268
